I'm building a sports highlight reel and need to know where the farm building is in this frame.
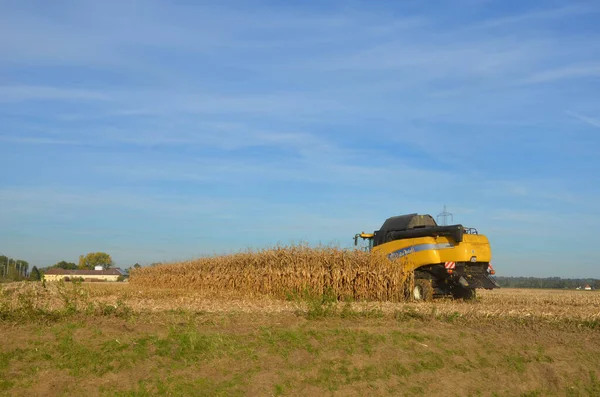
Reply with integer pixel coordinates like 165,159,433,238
43,267,124,282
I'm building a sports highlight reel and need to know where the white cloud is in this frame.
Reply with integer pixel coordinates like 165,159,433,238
468,4,593,29
0,85,111,103
566,110,600,129
522,64,600,85
0,136,81,145
0,187,234,222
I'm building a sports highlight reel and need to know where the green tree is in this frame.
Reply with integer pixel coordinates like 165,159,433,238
125,263,141,275
496,276,600,289
78,252,113,270
0,257,30,281
29,266,41,281
53,261,77,270
16,260,29,278
0,255,8,279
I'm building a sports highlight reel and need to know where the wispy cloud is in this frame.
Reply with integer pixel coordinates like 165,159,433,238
0,136,82,145
0,187,232,219
470,4,593,29
522,64,600,85
0,85,111,103
566,110,600,129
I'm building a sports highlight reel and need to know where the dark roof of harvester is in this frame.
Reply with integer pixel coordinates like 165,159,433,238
44,268,124,276
378,213,438,232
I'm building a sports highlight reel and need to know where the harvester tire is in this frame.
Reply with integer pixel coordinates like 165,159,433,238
453,287,476,301
412,279,434,302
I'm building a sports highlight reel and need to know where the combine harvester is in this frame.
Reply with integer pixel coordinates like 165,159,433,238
354,213,499,301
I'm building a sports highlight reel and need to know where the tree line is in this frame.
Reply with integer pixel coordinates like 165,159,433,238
496,276,600,289
0,255,29,281
1,252,142,282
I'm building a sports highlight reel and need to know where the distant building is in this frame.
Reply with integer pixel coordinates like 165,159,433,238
585,284,592,291
43,268,124,282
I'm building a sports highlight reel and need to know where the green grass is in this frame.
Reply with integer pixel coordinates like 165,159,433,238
0,321,442,394
104,374,250,397
1,316,599,396
504,352,531,374
2,285,600,397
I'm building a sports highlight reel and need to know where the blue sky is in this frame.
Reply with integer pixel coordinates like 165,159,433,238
1,0,599,277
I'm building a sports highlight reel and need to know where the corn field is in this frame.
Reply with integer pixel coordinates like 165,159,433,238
129,245,414,302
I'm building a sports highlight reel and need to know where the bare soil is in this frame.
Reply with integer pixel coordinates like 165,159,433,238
1,284,600,396
1,308,599,396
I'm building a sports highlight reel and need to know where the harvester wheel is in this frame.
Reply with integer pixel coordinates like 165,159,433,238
453,287,476,301
412,279,434,302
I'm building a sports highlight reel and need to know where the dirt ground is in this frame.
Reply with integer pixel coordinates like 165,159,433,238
1,284,600,396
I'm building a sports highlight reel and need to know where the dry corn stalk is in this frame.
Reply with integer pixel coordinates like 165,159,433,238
129,245,412,302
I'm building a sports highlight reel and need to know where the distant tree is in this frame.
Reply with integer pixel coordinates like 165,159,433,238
78,252,113,270
0,256,30,281
0,255,8,279
16,260,29,278
52,261,78,270
29,266,41,281
125,263,142,276
496,276,600,289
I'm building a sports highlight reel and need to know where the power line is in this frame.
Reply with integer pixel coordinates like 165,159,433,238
437,205,453,226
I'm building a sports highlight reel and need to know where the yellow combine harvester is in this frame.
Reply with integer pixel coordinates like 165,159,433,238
354,213,499,301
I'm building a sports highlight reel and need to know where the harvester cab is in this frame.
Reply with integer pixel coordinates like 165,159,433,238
354,213,499,301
